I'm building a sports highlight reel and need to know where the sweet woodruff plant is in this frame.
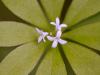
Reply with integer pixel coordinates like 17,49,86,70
0,0,100,75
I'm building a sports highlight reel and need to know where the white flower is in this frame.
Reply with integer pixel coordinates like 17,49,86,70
47,31,67,48
36,28,48,43
50,17,67,31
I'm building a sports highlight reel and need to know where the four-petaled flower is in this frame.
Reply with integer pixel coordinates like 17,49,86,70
50,17,67,31
36,28,48,43
36,17,68,48
47,31,67,48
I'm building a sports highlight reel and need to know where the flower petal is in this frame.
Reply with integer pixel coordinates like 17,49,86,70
56,17,60,25
56,31,62,38
36,28,42,34
60,24,67,28
0,21,37,47
38,36,43,43
50,22,56,26
47,36,54,41
43,32,48,36
52,40,58,48
58,39,67,44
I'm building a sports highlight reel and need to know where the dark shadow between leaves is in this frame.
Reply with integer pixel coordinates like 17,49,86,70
29,44,51,75
37,0,50,23
63,12,100,33
58,44,76,75
64,38,100,56
60,0,72,23
0,46,18,62
0,0,38,28
0,1,26,22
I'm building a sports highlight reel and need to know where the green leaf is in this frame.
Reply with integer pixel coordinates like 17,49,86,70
0,42,47,75
63,42,100,75
2,0,50,31
36,48,67,75
62,22,100,50
63,0,100,26
41,0,64,21
0,21,37,47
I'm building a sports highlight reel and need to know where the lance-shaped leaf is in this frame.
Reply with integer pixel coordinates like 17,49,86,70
2,0,50,31
41,0,64,21
36,48,67,75
63,42,100,75
62,22,100,50
0,21,37,47
0,42,48,75
64,0,100,26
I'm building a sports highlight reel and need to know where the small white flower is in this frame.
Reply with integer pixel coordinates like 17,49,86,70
36,28,48,43
50,17,67,31
47,31,67,48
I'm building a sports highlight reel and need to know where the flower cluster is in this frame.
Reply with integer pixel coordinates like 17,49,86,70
36,17,67,48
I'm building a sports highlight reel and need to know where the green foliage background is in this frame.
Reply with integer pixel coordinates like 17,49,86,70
0,0,100,75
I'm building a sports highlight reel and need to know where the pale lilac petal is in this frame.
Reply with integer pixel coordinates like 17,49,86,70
56,24,60,31
52,40,58,48
43,32,48,36
60,24,67,28
36,28,42,34
38,36,43,43
56,31,62,38
56,17,60,25
58,39,67,44
47,36,54,41
50,22,56,25
57,26,61,31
